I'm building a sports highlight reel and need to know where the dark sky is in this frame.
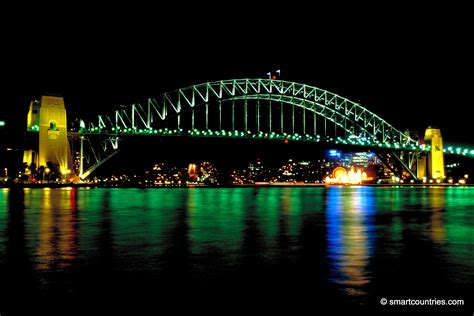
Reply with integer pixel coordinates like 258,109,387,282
2,4,473,145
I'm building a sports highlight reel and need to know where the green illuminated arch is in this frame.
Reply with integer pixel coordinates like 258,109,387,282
86,79,416,147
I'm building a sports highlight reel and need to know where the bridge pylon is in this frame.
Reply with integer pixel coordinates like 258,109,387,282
422,126,445,180
23,95,74,181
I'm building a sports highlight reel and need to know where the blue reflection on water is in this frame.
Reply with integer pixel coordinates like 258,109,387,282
0,186,473,313
326,186,376,297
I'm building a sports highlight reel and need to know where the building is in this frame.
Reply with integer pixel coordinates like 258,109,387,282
23,95,73,181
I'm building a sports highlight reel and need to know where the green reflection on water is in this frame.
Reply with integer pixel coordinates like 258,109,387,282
0,186,473,296
444,187,474,274
0,189,8,255
189,189,245,249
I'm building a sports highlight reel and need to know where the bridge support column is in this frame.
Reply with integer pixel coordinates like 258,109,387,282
38,95,73,181
280,102,284,133
417,155,427,180
243,100,247,131
424,127,445,180
232,100,235,130
205,104,208,130
79,136,84,179
292,103,295,134
256,99,260,132
303,108,306,134
269,100,272,133
313,111,317,136
219,101,222,130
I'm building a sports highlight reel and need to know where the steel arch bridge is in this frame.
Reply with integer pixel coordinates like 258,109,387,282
85,79,416,145
78,79,429,179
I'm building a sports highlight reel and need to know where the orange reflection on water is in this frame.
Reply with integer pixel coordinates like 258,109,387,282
280,188,292,215
36,188,79,271
430,188,446,244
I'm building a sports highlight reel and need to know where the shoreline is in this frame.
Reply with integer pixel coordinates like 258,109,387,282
1,182,472,189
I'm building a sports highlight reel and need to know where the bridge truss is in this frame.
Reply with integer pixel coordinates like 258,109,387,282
78,79,431,179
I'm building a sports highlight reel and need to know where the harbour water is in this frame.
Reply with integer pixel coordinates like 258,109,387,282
0,187,472,314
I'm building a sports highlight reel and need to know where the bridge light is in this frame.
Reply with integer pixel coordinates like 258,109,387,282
284,139,289,144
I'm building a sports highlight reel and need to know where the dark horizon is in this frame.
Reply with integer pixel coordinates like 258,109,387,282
2,5,473,146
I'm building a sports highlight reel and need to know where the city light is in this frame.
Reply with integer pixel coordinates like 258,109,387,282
64,119,474,159
11,79,474,187
324,167,367,185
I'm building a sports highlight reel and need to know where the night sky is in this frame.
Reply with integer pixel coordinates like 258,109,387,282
2,4,473,146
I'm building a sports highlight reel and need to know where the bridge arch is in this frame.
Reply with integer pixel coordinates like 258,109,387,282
86,79,416,147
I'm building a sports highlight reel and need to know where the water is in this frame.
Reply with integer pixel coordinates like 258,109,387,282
0,187,473,314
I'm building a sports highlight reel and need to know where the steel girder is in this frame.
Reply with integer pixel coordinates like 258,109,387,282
85,79,416,146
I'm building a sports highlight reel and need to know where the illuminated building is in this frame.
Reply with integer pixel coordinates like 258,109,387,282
352,152,376,167
325,166,368,184
424,127,445,180
23,95,73,181
23,100,41,169
188,163,199,182
322,150,383,181
198,162,218,184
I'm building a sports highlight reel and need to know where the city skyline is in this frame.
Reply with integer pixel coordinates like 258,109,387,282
3,76,474,185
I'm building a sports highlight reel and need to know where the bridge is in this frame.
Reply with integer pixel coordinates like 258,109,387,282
22,78,474,182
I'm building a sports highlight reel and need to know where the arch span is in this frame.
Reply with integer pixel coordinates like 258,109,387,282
85,79,416,147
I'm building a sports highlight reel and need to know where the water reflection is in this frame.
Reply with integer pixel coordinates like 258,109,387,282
326,187,374,297
95,190,115,281
0,187,472,312
2,189,37,300
241,189,263,269
276,189,292,265
429,188,446,244
164,190,190,279
36,188,80,272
